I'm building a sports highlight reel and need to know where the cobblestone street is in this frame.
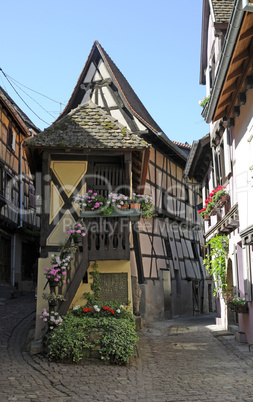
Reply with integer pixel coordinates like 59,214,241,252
1,293,253,401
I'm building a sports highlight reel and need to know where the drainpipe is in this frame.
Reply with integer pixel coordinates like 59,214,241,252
193,186,205,313
242,0,253,12
12,234,16,287
18,135,23,229
206,0,253,123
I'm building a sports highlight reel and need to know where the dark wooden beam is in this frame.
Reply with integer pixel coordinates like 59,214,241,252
222,82,237,96
232,48,250,63
139,149,150,194
227,65,244,81
239,26,253,41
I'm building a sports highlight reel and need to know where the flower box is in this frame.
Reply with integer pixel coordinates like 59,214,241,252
80,209,141,221
235,305,248,314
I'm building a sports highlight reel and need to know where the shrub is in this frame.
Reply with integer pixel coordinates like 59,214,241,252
45,314,138,365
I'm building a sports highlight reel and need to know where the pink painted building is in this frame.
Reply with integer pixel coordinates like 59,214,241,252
185,0,253,345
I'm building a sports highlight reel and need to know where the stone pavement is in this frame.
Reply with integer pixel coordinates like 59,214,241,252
1,293,253,401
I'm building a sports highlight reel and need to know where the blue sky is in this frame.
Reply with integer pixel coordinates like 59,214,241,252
0,0,207,145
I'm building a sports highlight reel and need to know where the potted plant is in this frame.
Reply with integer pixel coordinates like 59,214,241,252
44,254,72,287
102,192,129,215
74,190,105,211
199,95,210,108
227,294,248,313
198,207,209,220
212,185,229,206
131,193,155,219
43,292,66,306
67,222,86,243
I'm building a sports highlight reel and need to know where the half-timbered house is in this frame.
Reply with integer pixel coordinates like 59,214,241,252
25,41,209,341
0,87,40,292
187,0,253,345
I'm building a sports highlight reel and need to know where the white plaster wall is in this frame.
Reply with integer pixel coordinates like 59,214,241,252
234,90,253,232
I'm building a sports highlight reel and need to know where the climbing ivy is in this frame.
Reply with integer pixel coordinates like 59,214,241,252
203,235,229,296
84,261,101,305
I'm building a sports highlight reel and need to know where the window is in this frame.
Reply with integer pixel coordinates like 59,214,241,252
5,174,12,201
0,167,2,195
7,126,15,151
29,184,36,208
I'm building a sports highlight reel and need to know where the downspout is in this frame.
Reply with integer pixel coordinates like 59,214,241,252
12,234,16,287
193,186,205,313
18,135,23,228
242,0,253,12
206,0,252,123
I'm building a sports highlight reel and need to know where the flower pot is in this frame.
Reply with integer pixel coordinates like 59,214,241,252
74,237,82,244
203,214,209,220
130,203,141,210
119,205,129,210
49,300,58,307
48,280,58,288
235,305,248,314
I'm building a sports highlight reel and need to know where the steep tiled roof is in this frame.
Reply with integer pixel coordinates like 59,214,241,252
96,42,163,134
0,86,39,133
24,101,150,150
212,0,234,24
59,41,163,135
172,141,191,149
0,86,39,135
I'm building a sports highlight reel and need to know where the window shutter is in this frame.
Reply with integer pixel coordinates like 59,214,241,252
223,128,232,177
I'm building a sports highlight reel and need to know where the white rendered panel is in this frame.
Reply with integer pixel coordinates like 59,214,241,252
110,109,131,130
81,89,92,104
98,61,111,79
101,86,117,107
133,116,146,131
83,63,96,83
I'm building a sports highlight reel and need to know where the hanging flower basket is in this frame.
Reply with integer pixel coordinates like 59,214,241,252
48,279,58,288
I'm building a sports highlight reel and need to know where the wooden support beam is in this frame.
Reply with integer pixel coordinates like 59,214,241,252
222,82,237,96
227,65,244,81
239,27,253,41
219,96,232,109
232,48,250,63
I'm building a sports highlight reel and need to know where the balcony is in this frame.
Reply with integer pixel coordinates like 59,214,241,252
80,210,140,261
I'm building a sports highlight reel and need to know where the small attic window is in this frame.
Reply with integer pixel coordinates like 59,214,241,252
7,126,15,151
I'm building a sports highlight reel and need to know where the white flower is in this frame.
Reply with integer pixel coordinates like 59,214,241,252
73,305,80,310
120,305,124,309
116,309,120,313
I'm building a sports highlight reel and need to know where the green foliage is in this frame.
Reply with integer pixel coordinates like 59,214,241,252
83,261,101,304
45,314,138,365
203,235,229,296
45,315,96,362
98,317,138,365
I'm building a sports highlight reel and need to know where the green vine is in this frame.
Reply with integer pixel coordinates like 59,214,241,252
84,262,101,305
203,235,229,296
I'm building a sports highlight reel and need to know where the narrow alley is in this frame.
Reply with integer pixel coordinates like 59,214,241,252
1,293,253,402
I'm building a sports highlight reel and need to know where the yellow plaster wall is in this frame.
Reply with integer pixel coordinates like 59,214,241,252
34,256,52,340
70,260,132,310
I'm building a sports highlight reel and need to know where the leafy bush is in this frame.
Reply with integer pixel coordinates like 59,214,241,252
45,314,138,365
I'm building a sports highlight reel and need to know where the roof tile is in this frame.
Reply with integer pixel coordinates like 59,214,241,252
25,101,150,150
212,0,234,24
